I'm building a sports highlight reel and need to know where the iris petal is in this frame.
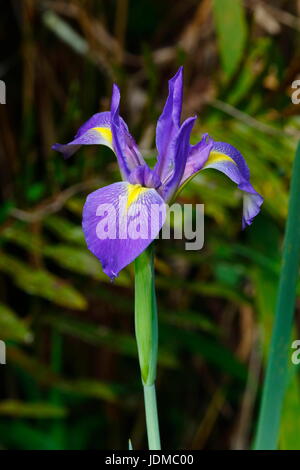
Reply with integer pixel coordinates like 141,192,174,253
52,89,146,178
110,85,146,179
160,116,197,201
155,67,183,182
82,182,166,279
52,112,114,159
179,134,214,187
202,141,263,228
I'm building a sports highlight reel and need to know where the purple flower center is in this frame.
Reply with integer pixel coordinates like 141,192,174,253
128,164,162,190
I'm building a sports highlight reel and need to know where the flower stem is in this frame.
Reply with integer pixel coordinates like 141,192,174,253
254,141,300,449
134,244,161,450
143,384,161,450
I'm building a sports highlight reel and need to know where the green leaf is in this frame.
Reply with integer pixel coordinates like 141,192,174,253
44,245,104,279
1,224,42,252
1,224,130,286
0,303,32,343
44,244,130,286
249,219,300,450
41,313,178,369
44,215,85,245
43,11,88,55
59,379,122,403
225,38,271,106
255,142,300,449
280,375,300,450
212,0,247,79
0,253,87,310
0,400,67,418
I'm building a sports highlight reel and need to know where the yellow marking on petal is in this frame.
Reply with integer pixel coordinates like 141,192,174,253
204,151,236,166
92,127,113,144
126,184,148,210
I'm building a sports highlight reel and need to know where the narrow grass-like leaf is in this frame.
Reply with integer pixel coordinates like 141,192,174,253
0,400,67,419
0,303,32,343
0,253,87,310
43,11,88,55
254,142,300,449
212,0,247,80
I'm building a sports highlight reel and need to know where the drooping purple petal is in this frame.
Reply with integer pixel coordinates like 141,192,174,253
82,182,166,279
202,140,263,228
155,67,184,182
52,88,146,179
52,112,114,159
159,116,197,202
75,112,112,139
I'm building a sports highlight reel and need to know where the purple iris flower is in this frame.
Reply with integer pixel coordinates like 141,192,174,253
52,67,263,280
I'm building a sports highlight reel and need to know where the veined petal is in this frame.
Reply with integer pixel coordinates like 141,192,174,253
202,141,263,228
82,182,166,279
52,112,114,159
52,89,146,178
155,67,183,181
160,116,197,202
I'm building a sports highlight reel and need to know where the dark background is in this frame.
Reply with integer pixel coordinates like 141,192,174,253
0,0,299,450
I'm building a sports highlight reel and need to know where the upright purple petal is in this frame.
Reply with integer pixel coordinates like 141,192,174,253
155,67,184,181
179,133,214,187
110,85,146,179
82,182,166,279
202,141,263,228
159,116,197,201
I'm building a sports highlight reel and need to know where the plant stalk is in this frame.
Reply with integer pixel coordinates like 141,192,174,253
134,244,161,450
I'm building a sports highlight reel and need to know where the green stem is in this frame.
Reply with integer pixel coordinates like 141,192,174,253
254,142,300,450
143,384,161,450
134,244,161,450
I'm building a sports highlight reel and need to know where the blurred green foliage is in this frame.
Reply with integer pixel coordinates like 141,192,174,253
0,0,300,450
